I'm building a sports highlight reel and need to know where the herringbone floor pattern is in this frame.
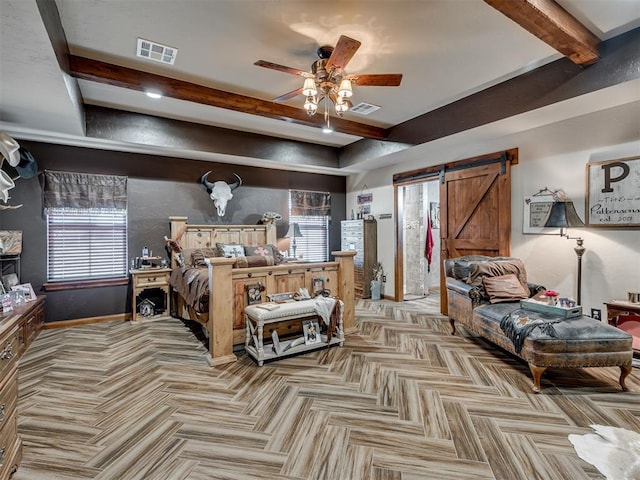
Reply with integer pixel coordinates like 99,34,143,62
14,297,640,480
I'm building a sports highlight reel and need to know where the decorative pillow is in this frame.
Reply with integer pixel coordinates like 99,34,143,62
245,244,285,265
233,255,275,268
216,243,245,258
482,274,529,304
467,260,530,296
188,247,219,267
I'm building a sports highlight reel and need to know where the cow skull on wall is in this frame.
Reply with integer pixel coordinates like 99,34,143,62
201,171,242,217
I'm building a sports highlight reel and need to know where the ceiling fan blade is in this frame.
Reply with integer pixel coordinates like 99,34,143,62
326,35,361,73
254,60,312,77
345,73,403,86
273,87,304,102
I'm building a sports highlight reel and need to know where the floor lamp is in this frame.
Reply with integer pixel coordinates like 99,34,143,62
543,198,585,305
285,222,303,259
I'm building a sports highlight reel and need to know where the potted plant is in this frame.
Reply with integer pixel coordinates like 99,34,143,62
371,262,384,300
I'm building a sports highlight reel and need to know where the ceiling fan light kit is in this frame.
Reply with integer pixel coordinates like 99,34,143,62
255,35,402,132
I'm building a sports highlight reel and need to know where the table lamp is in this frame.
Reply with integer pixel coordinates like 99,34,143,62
285,222,303,258
543,196,585,305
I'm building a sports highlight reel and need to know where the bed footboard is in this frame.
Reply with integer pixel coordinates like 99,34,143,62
168,216,355,366
204,252,355,366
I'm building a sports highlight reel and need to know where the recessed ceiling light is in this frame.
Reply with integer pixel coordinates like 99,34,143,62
146,91,162,99
322,126,333,134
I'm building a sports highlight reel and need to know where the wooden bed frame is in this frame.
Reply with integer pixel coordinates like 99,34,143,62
169,216,356,366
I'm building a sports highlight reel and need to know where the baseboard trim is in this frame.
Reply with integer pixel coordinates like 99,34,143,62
44,313,132,329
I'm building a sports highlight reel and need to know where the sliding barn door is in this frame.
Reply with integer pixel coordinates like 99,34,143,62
440,158,513,314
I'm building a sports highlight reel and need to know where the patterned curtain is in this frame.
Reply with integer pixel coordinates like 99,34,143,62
290,190,331,216
43,170,127,212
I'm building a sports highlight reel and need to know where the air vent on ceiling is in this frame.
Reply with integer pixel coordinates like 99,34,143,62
349,102,381,115
136,38,177,65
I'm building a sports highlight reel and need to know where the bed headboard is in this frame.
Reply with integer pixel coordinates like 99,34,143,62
169,216,277,251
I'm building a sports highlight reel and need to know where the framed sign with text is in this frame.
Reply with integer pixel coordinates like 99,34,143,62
523,197,559,234
586,156,640,227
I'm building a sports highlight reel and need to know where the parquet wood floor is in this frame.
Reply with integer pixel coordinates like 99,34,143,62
14,297,639,480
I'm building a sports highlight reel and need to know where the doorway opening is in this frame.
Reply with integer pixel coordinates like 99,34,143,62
400,180,441,302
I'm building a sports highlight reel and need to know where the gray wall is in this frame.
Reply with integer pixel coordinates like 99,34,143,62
0,141,345,322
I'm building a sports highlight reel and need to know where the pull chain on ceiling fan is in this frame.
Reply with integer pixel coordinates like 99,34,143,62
254,35,403,132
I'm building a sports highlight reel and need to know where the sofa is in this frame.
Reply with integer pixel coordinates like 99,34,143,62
445,255,633,393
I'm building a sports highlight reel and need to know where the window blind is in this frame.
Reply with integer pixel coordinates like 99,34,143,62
288,189,330,262
288,215,329,262
47,208,128,281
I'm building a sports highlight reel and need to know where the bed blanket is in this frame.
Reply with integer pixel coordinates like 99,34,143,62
170,267,210,313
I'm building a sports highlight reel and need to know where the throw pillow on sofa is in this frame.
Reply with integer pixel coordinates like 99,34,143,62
482,274,530,304
467,260,530,296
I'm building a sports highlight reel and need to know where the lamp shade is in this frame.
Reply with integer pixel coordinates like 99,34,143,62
285,223,303,238
302,78,317,97
543,201,585,228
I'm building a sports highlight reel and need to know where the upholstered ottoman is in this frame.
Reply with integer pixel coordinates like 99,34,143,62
473,303,633,392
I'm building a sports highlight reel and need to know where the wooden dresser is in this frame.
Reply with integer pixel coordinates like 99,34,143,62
0,296,45,479
341,219,377,298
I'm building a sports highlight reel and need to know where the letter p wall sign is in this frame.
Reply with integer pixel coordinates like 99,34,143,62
586,156,640,227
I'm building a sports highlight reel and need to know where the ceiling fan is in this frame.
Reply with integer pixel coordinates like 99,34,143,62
254,35,402,131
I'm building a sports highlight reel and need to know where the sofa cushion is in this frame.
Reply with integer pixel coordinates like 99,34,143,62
483,274,529,303
468,260,530,296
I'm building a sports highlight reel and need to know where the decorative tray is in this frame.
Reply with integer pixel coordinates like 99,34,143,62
520,299,582,318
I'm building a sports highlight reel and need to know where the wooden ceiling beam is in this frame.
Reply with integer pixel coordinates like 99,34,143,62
484,0,600,65
69,56,389,140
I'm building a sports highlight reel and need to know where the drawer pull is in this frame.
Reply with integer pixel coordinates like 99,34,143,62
0,446,5,466
0,405,5,422
0,344,13,361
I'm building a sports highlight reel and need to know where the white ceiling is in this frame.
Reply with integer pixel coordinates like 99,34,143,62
1,0,639,173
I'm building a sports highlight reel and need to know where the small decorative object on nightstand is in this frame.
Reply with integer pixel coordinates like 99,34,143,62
130,267,171,322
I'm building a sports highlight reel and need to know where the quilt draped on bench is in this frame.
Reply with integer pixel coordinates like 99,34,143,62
499,309,563,354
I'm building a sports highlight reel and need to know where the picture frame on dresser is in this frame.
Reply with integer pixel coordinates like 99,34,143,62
11,283,36,302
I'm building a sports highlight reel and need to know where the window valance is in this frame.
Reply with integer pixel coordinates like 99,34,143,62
43,170,127,212
290,190,331,216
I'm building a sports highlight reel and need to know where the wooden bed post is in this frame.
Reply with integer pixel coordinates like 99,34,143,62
265,223,276,244
169,216,188,268
333,251,356,334
206,257,238,366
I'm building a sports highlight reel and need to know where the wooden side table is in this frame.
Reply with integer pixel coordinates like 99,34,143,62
605,300,640,325
130,268,172,322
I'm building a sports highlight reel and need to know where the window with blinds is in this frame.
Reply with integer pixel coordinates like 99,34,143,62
287,215,329,262
288,189,330,262
47,208,128,281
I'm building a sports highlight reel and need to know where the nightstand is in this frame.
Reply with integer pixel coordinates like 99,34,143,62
130,268,172,322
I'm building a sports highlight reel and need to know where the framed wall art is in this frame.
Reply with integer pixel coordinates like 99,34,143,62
586,156,640,227
0,231,22,256
523,196,560,234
